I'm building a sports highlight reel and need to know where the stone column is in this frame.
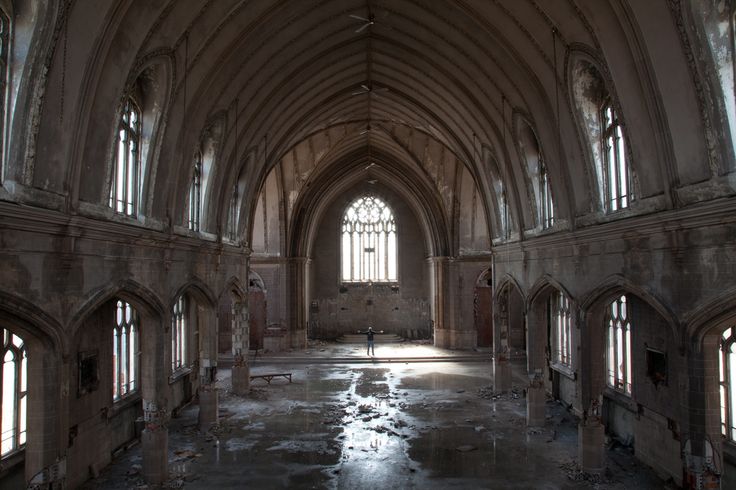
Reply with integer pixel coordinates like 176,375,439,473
526,300,547,426
231,300,250,395
578,398,605,475
428,256,456,347
198,302,219,430
142,400,169,484
526,371,546,426
288,257,309,349
493,288,511,392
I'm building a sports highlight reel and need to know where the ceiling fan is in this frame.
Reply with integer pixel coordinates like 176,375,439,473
350,13,375,33
360,123,372,135
351,83,389,97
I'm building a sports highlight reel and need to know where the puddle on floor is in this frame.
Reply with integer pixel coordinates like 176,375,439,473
83,362,667,490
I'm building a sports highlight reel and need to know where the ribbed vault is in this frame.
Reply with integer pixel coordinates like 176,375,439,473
19,0,707,249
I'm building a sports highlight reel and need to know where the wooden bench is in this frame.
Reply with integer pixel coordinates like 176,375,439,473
249,373,292,384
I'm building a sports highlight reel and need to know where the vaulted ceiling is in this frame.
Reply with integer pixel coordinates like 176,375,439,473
15,0,719,250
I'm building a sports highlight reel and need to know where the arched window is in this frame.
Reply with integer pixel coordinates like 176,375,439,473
109,97,141,216
341,195,397,282
113,300,139,402
549,291,571,366
227,183,238,241
601,99,631,212
171,296,187,372
1,329,26,457
188,153,202,231
540,162,554,229
606,294,632,394
720,327,736,440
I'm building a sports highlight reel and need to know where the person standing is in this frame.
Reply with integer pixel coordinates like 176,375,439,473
357,326,384,356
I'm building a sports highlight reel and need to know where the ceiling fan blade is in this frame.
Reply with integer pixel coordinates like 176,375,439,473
355,23,370,33
361,84,371,91
349,14,369,21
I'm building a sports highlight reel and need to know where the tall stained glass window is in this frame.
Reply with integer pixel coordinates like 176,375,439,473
341,196,397,282
1,329,26,457
606,295,632,394
113,300,139,402
109,98,141,216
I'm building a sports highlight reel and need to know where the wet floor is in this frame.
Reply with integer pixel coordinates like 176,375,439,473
86,356,667,489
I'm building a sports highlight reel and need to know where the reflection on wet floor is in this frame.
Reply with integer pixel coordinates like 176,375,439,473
85,361,666,489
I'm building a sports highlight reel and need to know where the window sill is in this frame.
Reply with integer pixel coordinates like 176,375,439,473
723,439,736,466
111,392,141,416
603,387,636,411
0,448,24,477
169,367,192,384
550,362,575,380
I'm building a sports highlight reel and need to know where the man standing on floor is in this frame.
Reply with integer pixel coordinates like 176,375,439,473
357,325,384,356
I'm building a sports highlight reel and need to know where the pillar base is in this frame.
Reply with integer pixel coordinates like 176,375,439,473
493,357,511,393
232,364,250,395
526,383,546,427
198,386,219,430
142,427,168,484
578,420,605,475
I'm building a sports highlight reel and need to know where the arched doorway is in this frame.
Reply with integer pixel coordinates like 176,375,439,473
493,280,525,392
474,268,493,348
248,271,267,351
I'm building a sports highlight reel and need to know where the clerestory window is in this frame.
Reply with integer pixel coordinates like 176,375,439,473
171,295,187,372
549,291,571,366
188,153,202,231
1,329,26,457
113,300,139,402
606,294,632,395
227,184,238,241
109,97,141,216
720,327,736,441
540,162,554,229
601,99,631,212
341,195,397,282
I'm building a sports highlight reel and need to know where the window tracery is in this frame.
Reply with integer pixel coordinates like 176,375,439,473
113,300,138,402
550,291,571,366
341,195,397,282
1,329,26,457
188,153,202,231
109,97,141,216
606,294,632,394
171,296,187,372
720,327,736,440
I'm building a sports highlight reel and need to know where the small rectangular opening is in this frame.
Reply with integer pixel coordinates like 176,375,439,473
646,348,666,387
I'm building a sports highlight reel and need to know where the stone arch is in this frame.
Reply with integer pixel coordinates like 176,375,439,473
65,280,169,485
74,50,174,214
248,270,268,351
683,291,736,483
171,277,217,311
686,287,736,353
0,291,64,486
525,275,577,422
580,274,679,343
69,279,165,339
578,276,683,474
217,276,246,355
567,45,638,213
492,275,526,393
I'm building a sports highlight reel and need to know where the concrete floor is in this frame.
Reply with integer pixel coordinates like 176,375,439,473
85,343,668,489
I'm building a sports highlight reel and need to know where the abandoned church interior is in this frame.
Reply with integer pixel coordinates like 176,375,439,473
1,0,736,488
